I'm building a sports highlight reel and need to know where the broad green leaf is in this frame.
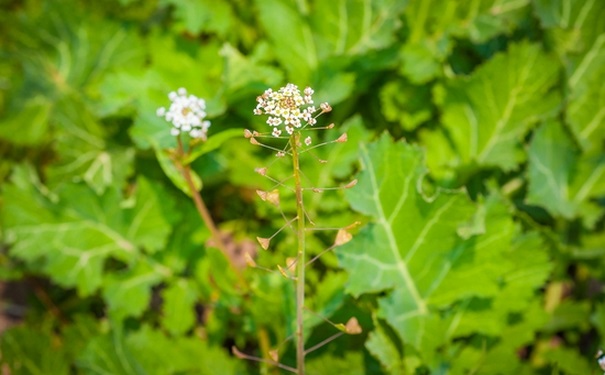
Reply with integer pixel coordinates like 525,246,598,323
0,325,70,375
441,42,561,170
0,96,52,145
2,169,174,296
219,43,283,102
103,261,165,321
339,135,553,368
77,324,146,375
311,0,408,57
400,0,531,83
254,0,316,83
365,318,405,375
306,350,373,375
338,134,476,352
160,0,234,37
380,79,433,131
161,278,199,335
527,121,605,226
534,0,605,152
526,121,578,217
591,302,605,340
127,325,244,375
256,0,407,98
184,128,247,164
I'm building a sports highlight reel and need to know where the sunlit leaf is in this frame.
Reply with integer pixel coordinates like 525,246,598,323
441,42,560,170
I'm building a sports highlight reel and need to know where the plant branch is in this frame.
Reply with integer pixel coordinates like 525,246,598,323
176,137,248,291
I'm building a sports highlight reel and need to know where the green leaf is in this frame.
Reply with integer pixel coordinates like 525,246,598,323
399,0,531,83
534,0,605,152
103,261,165,321
338,134,475,351
0,324,70,375
184,128,247,164
161,278,198,335
310,0,408,57
380,79,433,131
77,324,146,375
441,42,561,170
527,121,605,226
365,318,405,374
526,121,578,217
2,170,174,296
160,0,234,37
306,350,369,374
0,96,52,145
127,325,244,375
254,0,316,83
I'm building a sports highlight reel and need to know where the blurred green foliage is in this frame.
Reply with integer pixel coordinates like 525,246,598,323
0,0,604,374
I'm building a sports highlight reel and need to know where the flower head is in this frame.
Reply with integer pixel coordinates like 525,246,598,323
157,88,211,140
254,83,327,138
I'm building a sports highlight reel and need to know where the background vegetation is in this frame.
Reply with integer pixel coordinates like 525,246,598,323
1,0,604,374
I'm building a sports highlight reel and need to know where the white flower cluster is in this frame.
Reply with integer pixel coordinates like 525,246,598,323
157,88,210,140
253,83,330,138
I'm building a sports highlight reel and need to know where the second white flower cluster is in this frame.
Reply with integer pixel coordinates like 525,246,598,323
156,88,210,140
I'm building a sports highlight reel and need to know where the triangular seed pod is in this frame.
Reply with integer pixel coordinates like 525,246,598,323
257,237,270,250
344,179,358,189
269,349,279,363
345,317,362,335
336,133,348,143
244,129,253,138
244,252,257,267
334,229,353,246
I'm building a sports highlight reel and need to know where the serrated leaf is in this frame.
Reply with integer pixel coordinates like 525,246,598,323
306,350,369,374
161,279,198,335
127,325,244,375
0,96,51,145
441,42,561,170
400,0,531,83
366,320,405,375
338,134,475,351
534,0,605,153
103,261,164,321
77,323,146,375
160,0,234,37
527,121,605,226
526,121,578,217
2,170,173,296
0,325,70,375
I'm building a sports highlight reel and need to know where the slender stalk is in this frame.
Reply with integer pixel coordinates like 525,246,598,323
176,138,248,290
291,132,306,375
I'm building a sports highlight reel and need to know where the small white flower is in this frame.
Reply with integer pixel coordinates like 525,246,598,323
304,136,312,146
157,88,211,140
254,83,329,137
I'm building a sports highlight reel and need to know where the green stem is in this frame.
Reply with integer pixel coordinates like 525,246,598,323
176,138,248,291
291,132,306,375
